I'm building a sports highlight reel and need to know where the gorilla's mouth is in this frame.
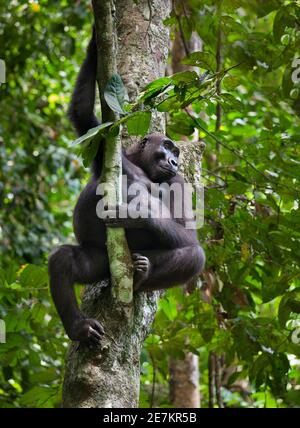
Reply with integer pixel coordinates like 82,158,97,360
159,165,176,178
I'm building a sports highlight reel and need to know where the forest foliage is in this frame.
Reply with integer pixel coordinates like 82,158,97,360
0,0,300,408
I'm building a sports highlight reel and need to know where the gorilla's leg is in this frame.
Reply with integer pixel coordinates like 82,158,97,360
48,244,109,345
135,245,205,291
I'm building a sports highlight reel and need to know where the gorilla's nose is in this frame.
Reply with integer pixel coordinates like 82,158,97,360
169,158,178,168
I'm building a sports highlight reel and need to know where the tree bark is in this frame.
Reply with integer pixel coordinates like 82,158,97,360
169,352,200,408
93,0,134,305
62,0,171,408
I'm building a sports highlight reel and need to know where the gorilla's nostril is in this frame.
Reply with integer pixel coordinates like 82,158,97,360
170,159,178,167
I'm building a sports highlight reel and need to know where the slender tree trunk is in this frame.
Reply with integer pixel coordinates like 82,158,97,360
169,352,200,408
62,0,171,408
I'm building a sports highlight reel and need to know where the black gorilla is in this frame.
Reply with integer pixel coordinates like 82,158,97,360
48,30,205,346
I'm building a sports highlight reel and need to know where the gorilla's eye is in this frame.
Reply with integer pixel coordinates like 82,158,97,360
173,148,180,158
163,140,179,157
163,140,173,151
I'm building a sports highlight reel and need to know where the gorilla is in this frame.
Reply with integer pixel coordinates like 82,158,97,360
48,29,205,346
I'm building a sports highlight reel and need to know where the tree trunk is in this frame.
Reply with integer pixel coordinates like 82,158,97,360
62,0,171,408
169,353,200,408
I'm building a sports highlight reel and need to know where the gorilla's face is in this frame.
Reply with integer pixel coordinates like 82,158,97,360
141,133,179,183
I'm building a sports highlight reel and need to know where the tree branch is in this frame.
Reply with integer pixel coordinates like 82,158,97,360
92,0,133,304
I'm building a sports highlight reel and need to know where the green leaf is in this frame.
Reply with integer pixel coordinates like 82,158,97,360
171,71,199,83
223,75,241,90
273,6,296,43
270,353,290,396
104,74,129,115
125,111,151,136
139,77,172,103
222,0,244,13
20,386,56,407
182,52,216,72
30,368,58,384
167,117,194,137
219,93,244,112
249,354,269,384
31,303,47,324
278,290,300,328
71,122,114,167
19,265,48,288
159,297,177,321
227,180,249,194
71,122,113,147
157,97,181,113
282,66,295,99
142,77,171,93
250,0,282,18
221,15,247,36
82,140,100,168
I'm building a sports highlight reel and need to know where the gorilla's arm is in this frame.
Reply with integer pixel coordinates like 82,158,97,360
68,28,99,137
148,218,198,248
68,29,105,178
105,174,199,249
150,175,199,248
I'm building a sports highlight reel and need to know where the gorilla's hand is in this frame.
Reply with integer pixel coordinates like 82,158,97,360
133,253,150,290
69,318,104,346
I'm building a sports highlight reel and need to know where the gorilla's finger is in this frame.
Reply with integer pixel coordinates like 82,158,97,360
134,262,149,269
135,265,148,271
89,328,102,342
91,320,105,334
134,260,148,265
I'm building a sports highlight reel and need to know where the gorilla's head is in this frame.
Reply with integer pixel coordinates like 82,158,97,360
137,133,180,183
